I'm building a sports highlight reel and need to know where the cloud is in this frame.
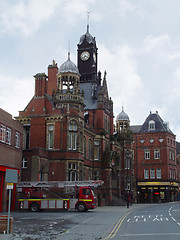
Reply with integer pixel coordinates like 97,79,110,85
117,0,144,18
62,0,96,25
143,34,170,52
0,74,34,116
98,43,143,117
0,0,61,37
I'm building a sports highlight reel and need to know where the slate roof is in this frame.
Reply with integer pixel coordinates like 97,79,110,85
58,53,79,74
130,125,142,133
139,111,173,134
80,82,100,109
79,25,95,45
176,141,180,155
116,108,130,121
130,112,174,134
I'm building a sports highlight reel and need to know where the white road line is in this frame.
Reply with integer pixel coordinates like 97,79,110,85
118,232,180,237
171,217,176,222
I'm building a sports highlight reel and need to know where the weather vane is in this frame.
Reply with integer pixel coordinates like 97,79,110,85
87,11,90,25
87,11,91,32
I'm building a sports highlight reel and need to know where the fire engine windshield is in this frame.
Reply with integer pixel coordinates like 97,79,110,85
91,189,95,196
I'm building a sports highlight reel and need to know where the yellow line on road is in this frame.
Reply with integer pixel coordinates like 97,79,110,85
105,210,133,239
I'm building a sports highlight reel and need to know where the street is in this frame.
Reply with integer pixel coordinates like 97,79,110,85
105,202,180,240
1,202,180,240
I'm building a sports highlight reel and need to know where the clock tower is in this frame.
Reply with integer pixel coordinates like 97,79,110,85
77,24,100,85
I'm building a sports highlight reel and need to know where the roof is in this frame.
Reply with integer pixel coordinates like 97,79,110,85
80,82,100,109
130,125,142,133
79,25,95,45
58,52,79,74
176,141,180,155
139,111,173,134
116,107,130,121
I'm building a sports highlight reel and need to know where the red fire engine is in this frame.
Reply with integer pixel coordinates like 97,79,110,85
17,180,103,212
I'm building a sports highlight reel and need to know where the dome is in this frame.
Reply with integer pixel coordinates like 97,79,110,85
58,53,79,74
79,25,95,45
116,107,130,122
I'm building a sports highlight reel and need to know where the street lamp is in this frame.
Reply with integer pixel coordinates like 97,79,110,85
125,149,131,208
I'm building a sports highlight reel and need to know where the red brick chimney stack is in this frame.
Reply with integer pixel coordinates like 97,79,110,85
34,73,48,97
47,60,58,96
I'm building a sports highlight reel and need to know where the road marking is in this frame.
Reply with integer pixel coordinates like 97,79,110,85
127,214,169,223
105,211,133,239
118,232,180,237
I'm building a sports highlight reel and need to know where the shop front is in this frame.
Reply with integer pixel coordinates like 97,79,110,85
0,166,19,212
137,181,178,203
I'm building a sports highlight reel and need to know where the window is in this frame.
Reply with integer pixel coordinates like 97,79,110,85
156,169,161,179
150,169,155,179
68,121,77,150
88,139,93,160
22,158,27,169
15,132,20,148
170,151,175,161
94,141,100,160
125,157,131,169
0,125,6,143
149,120,155,130
24,126,30,149
68,162,77,181
6,127,11,145
144,169,149,179
144,150,150,160
48,125,54,149
154,149,160,159
94,170,100,180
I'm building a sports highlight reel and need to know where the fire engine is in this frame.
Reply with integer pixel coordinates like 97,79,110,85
17,180,103,212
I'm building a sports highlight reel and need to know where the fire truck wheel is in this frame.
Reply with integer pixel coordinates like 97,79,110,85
30,202,40,212
77,203,86,212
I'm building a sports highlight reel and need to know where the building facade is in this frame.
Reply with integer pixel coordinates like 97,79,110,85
132,111,178,203
16,24,122,205
0,108,23,212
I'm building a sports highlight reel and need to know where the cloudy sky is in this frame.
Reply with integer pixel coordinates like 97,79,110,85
1,0,180,140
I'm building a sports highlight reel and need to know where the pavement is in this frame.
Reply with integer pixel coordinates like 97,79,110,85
0,203,152,240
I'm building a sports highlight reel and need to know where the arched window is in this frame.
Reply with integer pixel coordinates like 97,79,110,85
68,120,77,150
149,120,155,131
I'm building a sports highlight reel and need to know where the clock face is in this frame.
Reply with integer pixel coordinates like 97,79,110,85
80,51,90,61
93,53,96,62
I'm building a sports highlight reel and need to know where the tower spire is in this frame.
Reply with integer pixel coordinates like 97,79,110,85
87,11,90,32
68,40,70,60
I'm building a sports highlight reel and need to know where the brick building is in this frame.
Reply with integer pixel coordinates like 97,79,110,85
16,24,122,205
131,111,178,203
0,108,23,212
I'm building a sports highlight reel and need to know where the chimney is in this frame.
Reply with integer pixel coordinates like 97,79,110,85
34,73,47,97
47,60,58,96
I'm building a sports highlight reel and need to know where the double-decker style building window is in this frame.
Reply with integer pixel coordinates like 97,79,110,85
154,149,160,159
0,125,6,143
6,127,11,145
68,162,77,181
156,169,161,179
144,150,150,160
68,121,77,150
94,141,100,160
22,158,27,169
144,169,149,179
15,132,20,148
150,169,155,179
48,125,54,149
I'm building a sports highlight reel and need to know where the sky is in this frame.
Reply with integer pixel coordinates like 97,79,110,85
1,0,180,140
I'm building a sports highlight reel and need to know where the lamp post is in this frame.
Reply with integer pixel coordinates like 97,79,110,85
125,149,131,208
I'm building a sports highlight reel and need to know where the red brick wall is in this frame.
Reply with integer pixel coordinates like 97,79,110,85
47,64,58,96
30,118,46,148
134,131,177,181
